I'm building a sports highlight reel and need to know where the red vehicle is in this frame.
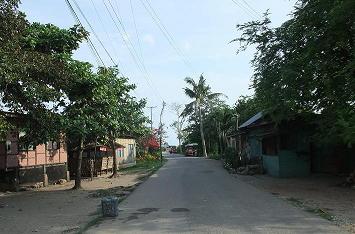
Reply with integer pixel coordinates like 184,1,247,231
169,146,177,154
185,143,198,156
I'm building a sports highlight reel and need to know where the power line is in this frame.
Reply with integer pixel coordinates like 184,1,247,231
72,0,117,66
139,0,195,74
66,0,142,98
101,1,186,116
88,0,126,70
129,0,145,64
230,0,258,20
87,0,144,98
64,0,104,66
102,0,164,103
240,0,261,17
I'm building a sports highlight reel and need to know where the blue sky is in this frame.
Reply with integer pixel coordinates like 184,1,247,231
20,0,296,145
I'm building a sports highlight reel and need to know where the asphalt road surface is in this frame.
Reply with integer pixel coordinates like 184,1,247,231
87,154,344,234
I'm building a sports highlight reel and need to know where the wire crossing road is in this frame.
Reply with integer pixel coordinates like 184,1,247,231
87,154,344,234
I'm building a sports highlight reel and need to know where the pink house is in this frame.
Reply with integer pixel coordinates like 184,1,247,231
0,113,69,186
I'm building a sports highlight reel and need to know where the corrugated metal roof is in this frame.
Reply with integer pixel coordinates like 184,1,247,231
239,111,263,129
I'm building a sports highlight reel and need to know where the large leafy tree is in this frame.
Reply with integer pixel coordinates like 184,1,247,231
232,0,355,145
64,65,147,187
182,75,222,157
234,96,260,125
0,0,87,144
96,67,147,177
62,60,100,189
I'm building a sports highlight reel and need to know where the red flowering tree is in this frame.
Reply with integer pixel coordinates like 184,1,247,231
142,129,160,150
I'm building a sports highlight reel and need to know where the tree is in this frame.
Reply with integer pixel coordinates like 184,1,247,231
95,67,147,177
232,0,355,145
64,65,148,186
62,60,100,189
182,75,223,157
234,96,260,125
0,0,88,145
170,103,185,153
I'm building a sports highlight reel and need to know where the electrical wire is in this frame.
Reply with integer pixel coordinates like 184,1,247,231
129,0,145,64
88,0,128,75
230,0,258,20
72,0,117,66
240,0,261,17
102,0,164,103
64,0,104,66
139,0,195,74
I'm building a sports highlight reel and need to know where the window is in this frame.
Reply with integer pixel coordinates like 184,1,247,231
6,140,11,154
128,144,134,155
19,143,35,151
116,148,124,157
47,141,59,150
262,136,278,156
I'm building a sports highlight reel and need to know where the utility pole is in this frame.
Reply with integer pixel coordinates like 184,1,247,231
147,106,157,130
159,101,166,164
170,103,183,153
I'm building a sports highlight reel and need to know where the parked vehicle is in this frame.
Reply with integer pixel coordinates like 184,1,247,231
169,146,177,154
185,143,198,156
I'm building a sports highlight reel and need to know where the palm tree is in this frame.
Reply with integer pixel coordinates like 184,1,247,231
182,74,222,157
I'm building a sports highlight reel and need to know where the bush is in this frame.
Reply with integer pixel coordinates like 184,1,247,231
223,147,239,169
209,154,221,160
137,152,160,161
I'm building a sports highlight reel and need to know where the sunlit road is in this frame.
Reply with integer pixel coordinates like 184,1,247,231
87,154,344,233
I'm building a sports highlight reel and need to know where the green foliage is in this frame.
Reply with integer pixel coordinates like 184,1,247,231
0,0,89,144
63,65,148,149
208,154,221,160
235,96,260,125
233,0,355,145
137,152,160,161
223,147,238,169
23,23,88,54
182,74,224,157
0,115,12,140
0,0,149,188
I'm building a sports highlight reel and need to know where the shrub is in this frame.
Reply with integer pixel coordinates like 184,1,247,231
209,154,221,160
223,147,239,169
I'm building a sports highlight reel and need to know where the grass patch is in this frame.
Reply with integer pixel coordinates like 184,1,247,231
89,187,130,198
286,197,304,207
286,197,335,222
119,159,167,174
305,208,335,221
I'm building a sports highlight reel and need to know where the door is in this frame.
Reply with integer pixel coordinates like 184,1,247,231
127,144,135,163
0,142,6,169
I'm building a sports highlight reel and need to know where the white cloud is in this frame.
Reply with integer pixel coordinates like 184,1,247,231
143,34,155,46
183,41,192,51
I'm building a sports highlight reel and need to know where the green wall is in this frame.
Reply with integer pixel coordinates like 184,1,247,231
262,155,279,177
263,151,310,178
249,136,261,158
279,150,310,177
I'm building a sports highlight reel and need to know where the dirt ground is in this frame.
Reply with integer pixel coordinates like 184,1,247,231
0,169,151,234
237,174,355,233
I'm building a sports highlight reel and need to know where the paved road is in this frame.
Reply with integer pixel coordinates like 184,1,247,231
88,154,344,234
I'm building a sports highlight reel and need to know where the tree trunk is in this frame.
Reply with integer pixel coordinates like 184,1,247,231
110,134,118,177
91,136,98,181
198,105,208,157
73,137,84,189
178,137,181,154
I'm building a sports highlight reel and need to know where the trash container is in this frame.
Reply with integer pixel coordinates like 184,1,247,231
101,196,119,217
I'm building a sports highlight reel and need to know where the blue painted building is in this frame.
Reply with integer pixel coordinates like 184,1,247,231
238,112,354,177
